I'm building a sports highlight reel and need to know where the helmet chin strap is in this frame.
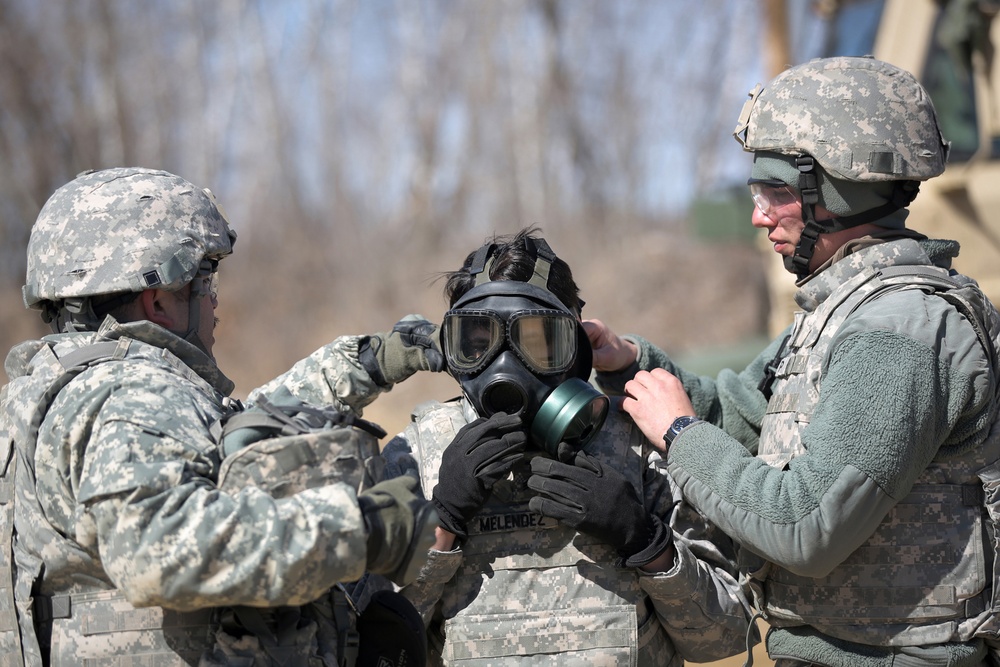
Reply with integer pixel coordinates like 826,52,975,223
174,290,212,356
177,260,220,356
787,156,828,280
786,155,920,280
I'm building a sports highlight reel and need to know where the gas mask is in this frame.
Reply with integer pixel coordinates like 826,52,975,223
441,240,609,459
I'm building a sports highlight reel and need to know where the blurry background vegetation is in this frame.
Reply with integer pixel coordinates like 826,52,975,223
0,0,798,441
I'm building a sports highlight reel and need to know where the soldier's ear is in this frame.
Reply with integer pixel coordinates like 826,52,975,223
139,288,184,329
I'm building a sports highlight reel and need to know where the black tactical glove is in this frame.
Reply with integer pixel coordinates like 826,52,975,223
430,412,528,538
358,475,439,586
527,451,672,567
358,315,446,388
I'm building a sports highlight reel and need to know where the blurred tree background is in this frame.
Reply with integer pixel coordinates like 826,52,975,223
3,0,826,440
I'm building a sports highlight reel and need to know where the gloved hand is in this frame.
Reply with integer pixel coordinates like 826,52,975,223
358,314,446,388
430,412,528,538
527,451,672,567
358,475,440,586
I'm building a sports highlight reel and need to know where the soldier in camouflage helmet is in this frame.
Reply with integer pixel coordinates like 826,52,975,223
378,227,753,666
733,53,949,280
0,167,445,665
587,57,1000,666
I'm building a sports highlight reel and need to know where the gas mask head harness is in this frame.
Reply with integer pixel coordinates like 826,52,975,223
442,238,609,459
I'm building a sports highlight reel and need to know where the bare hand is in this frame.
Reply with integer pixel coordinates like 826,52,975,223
623,369,695,452
583,319,638,372
433,526,457,551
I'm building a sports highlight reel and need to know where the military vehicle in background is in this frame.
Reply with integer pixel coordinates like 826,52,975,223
760,0,1000,336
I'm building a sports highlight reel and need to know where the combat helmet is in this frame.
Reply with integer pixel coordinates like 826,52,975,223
23,167,236,337
733,56,950,277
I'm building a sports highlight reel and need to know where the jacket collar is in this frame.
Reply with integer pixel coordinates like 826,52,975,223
94,317,235,394
794,236,960,312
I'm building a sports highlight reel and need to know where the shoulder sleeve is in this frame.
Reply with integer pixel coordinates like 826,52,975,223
70,367,371,610
248,334,385,417
638,462,752,661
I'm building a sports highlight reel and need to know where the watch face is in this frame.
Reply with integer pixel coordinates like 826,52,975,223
666,416,700,444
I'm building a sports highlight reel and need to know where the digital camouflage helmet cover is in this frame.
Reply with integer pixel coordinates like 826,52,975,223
734,55,949,182
23,167,236,332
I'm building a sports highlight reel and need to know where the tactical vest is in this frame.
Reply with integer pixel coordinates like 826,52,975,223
0,338,387,666
406,400,678,667
753,264,1000,646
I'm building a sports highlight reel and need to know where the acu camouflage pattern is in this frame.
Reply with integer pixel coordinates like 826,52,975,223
23,167,235,309
0,326,230,665
754,239,1000,646
0,381,25,664
734,56,949,182
213,392,386,498
248,334,391,421
382,398,750,666
0,317,392,666
208,393,393,667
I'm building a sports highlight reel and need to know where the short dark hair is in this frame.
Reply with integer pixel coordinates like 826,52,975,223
445,227,582,313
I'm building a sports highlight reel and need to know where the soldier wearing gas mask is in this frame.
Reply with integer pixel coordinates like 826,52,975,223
440,233,610,461
381,228,751,666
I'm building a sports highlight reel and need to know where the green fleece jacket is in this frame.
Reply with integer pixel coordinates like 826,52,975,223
598,238,1000,667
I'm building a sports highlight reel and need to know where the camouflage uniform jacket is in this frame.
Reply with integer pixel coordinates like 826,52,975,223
0,316,389,665
381,397,751,666
601,238,1000,667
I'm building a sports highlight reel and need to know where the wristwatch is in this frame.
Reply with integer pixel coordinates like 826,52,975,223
663,416,703,446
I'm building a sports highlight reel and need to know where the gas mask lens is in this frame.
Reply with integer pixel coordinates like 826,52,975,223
442,311,503,374
443,309,577,375
509,311,576,373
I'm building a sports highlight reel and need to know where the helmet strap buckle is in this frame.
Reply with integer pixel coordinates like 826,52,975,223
790,156,823,279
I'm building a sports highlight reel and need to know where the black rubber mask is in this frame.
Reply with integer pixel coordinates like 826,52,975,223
444,282,608,459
